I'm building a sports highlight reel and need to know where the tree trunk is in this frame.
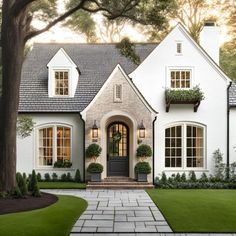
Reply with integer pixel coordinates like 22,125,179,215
0,2,26,192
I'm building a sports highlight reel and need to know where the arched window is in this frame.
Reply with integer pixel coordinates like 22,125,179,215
38,125,71,167
165,123,204,168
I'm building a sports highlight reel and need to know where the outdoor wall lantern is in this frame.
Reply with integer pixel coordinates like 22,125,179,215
138,120,146,139
92,120,98,141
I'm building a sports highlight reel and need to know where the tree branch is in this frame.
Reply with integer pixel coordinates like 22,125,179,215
11,0,37,17
25,0,87,41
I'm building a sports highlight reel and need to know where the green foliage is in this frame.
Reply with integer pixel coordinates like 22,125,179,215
230,162,236,181
28,170,40,197
66,173,73,182
136,144,152,160
53,160,72,168
161,172,167,184
213,149,225,181
181,173,187,182
74,169,81,183
32,183,41,197
87,163,104,173
52,173,58,182
12,186,23,199
134,162,151,174
61,174,67,182
199,173,208,183
36,173,42,182
165,85,205,103
23,173,27,180
17,116,35,138
86,144,102,162
220,44,236,81
175,173,181,182
44,173,51,182
116,37,140,65
189,171,197,182
16,172,27,196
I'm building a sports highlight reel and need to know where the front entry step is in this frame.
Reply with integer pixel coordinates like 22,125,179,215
87,176,154,189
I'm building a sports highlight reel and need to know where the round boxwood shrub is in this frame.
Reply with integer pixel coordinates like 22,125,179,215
135,162,151,174
87,163,103,173
136,144,152,161
86,143,102,162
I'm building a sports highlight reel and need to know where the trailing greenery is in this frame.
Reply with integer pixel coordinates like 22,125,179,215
116,37,141,65
85,143,102,162
148,189,236,232
0,196,87,236
53,160,72,168
87,163,103,173
17,116,35,138
165,85,205,103
135,162,151,174
136,144,152,161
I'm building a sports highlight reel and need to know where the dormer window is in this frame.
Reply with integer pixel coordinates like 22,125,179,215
55,71,69,96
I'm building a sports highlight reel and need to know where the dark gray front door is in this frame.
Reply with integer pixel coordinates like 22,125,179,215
107,122,129,176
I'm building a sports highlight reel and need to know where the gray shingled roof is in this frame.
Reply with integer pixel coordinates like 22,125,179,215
19,43,157,112
230,82,236,107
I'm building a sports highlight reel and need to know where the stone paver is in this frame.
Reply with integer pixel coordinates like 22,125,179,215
44,189,171,234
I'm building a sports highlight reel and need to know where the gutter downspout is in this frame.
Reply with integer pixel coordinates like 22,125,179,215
152,116,157,184
227,81,232,180
79,113,86,182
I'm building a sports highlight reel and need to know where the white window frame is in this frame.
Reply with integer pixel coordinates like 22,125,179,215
36,124,72,168
114,84,123,103
166,66,194,89
52,68,71,97
164,122,206,171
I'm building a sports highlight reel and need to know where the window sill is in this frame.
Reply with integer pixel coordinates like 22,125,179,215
164,169,209,172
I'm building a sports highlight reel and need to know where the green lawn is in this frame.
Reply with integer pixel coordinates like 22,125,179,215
39,182,86,189
147,189,236,232
0,195,87,236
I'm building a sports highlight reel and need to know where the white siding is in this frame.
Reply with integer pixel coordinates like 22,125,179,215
230,108,236,163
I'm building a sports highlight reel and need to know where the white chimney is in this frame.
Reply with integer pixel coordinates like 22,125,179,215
199,21,220,65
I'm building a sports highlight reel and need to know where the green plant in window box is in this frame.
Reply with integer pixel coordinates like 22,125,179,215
165,85,205,103
53,160,72,168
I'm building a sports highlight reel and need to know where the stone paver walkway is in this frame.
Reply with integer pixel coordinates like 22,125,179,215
44,189,172,234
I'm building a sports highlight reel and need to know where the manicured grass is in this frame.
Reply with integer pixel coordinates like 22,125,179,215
0,195,87,236
39,182,86,189
147,189,236,232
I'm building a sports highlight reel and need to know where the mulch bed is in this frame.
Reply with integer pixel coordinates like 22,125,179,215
0,192,58,215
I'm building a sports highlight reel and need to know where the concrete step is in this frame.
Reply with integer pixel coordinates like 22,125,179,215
86,184,154,189
88,181,151,185
104,177,133,182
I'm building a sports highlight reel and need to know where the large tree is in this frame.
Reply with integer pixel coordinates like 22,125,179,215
0,0,175,192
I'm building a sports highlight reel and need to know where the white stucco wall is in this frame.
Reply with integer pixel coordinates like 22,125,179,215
16,113,84,179
230,107,236,163
130,25,230,178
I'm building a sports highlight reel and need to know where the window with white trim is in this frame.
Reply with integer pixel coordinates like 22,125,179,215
114,84,122,102
55,71,69,96
165,123,204,168
170,70,191,89
38,125,71,167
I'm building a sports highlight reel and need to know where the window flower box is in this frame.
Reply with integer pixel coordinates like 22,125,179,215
165,86,205,112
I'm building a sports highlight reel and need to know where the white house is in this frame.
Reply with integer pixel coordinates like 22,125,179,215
17,23,236,184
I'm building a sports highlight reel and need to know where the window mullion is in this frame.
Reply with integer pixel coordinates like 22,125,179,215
183,124,186,169
54,126,57,163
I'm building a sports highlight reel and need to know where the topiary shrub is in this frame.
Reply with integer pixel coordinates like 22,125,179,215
44,173,51,182
66,173,72,182
134,162,151,174
175,173,181,182
86,144,102,162
213,149,225,181
32,184,41,197
28,170,37,191
61,173,67,182
12,186,23,198
136,144,152,162
161,172,167,184
181,173,187,182
199,173,208,183
16,172,27,196
189,171,197,182
87,163,103,173
52,173,58,182
74,169,81,183
36,173,42,182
